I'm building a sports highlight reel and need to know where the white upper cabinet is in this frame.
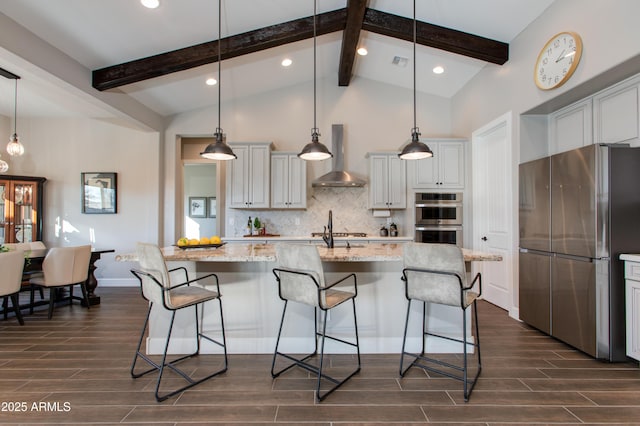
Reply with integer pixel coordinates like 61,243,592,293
549,98,592,154
367,152,406,209
594,74,640,146
408,139,466,189
271,152,307,209
226,142,271,209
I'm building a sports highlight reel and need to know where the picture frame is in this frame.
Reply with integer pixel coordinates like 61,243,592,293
188,196,207,218
81,172,117,214
208,197,217,218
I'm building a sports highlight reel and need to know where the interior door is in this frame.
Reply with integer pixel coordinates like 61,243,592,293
472,113,514,313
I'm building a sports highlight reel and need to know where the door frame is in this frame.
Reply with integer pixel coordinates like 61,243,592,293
471,111,519,320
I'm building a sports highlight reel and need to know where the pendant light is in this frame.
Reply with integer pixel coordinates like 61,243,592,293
201,0,236,161
298,0,332,161
399,0,433,161
0,154,8,173
7,76,25,157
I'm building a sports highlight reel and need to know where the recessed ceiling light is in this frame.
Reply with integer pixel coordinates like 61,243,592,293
281,58,293,67
357,47,368,56
433,66,445,74
141,0,160,9
206,78,217,86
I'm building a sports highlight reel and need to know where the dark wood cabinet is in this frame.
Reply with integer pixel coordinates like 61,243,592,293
0,175,46,244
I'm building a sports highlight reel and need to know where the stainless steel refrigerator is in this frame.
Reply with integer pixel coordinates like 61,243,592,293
519,144,640,361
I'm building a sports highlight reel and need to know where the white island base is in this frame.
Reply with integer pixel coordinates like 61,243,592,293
148,261,469,356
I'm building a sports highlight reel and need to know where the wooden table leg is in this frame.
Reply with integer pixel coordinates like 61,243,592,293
82,250,113,306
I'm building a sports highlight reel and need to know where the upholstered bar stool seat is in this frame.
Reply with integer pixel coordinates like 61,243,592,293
271,243,361,402
399,242,482,401
130,242,227,402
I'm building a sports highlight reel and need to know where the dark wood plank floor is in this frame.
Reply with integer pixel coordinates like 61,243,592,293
1,287,640,425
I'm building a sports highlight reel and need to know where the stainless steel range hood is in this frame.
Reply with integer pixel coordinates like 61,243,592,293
312,124,367,187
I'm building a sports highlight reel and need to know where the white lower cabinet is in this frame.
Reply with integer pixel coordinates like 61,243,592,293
271,152,306,208
623,255,640,362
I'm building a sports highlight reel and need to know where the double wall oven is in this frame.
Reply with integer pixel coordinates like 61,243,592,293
414,192,463,247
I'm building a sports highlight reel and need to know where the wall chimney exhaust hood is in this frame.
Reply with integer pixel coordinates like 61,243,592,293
312,124,367,187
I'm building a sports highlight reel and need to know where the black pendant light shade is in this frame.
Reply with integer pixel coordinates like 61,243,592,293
298,0,332,161
200,0,235,161
399,128,433,160
201,128,237,160
399,0,433,161
298,128,332,161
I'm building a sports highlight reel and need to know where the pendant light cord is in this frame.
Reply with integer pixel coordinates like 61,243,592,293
412,0,417,134
13,79,18,134
217,0,222,134
313,0,317,134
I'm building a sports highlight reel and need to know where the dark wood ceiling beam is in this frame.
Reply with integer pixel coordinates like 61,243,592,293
362,9,508,65
338,0,369,86
92,9,347,91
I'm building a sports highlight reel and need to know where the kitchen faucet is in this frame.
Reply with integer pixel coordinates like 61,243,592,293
322,210,334,248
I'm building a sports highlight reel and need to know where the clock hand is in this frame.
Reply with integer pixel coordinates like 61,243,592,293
555,49,566,63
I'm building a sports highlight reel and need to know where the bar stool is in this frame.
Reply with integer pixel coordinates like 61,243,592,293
271,243,361,401
399,242,482,401
130,242,227,402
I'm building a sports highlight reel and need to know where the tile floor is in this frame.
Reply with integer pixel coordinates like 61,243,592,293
1,287,640,424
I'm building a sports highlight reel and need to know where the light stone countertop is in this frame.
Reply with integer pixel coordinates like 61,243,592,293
116,242,502,263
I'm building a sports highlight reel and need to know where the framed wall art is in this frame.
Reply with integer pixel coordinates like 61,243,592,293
188,196,207,218
82,172,117,214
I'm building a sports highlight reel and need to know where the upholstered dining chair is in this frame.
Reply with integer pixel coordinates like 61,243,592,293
271,243,361,402
130,242,228,402
0,249,26,325
29,245,92,319
399,242,482,402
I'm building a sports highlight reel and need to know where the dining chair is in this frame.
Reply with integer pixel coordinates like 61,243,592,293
29,245,91,319
271,243,361,401
399,242,482,401
0,250,26,325
130,242,228,402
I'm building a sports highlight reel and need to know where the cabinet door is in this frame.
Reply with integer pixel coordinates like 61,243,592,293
270,154,288,208
12,181,37,243
369,155,390,209
227,145,249,208
412,148,439,188
387,156,406,208
287,155,306,208
594,76,640,145
549,99,592,154
248,144,270,208
438,142,465,188
626,277,640,361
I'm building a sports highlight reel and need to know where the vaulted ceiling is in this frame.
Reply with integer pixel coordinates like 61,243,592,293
0,0,555,119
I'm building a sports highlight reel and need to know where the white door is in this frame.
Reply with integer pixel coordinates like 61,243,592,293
472,112,515,315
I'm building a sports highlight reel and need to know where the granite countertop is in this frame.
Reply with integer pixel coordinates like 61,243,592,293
116,242,502,263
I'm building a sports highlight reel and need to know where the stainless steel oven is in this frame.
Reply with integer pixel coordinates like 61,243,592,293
415,193,463,226
415,226,463,247
414,193,463,247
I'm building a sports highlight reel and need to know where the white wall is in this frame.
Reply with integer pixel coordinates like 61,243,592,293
452,0,640,314
3,117,160,285
164,75,452,245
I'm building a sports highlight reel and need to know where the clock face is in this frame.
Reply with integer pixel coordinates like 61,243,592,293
534,32,582,90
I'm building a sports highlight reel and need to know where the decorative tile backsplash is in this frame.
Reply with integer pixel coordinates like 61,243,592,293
225,187,408,237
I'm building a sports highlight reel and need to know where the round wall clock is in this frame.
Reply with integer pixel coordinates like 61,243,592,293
534,31,583,90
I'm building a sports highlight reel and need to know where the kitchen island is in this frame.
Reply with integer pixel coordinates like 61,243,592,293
117,242,501,355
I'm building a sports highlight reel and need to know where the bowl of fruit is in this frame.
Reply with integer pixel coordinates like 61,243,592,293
175,235,225,249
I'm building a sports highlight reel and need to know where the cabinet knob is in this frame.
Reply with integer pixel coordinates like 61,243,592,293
481,236,488,241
